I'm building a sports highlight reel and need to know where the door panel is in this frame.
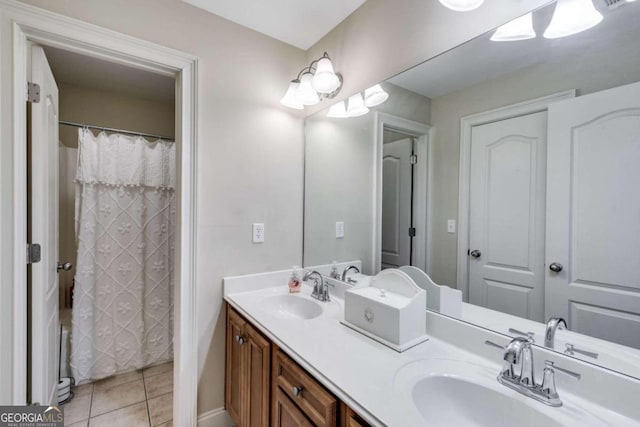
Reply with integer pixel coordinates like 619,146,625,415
469,111,547,321
246,323,270,427
226,307,247,426
546,82,640,348
381,138,412,268
30,45,60,405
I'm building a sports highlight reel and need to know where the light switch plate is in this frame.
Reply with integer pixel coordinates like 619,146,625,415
252,223,265,243
336,221,344,239
447,220,456,234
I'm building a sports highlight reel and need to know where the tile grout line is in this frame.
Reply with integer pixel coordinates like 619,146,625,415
142,371,152,427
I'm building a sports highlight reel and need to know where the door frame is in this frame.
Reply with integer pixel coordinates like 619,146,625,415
0,1,199,425
373,112,432,274
455,90,575,301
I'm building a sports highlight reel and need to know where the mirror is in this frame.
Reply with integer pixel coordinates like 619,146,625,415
303,1,640,379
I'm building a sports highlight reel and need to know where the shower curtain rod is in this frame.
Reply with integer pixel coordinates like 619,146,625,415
59,120,174,141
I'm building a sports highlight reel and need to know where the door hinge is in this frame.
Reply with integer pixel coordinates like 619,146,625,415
27,82,40,103
410,154,418,165
27,243,41,264
408,227,416,237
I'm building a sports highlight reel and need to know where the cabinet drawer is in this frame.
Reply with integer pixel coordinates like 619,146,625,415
340,402,371,427
272,346,337,427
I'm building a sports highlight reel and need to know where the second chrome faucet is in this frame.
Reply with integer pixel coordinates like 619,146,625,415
486,337,581,407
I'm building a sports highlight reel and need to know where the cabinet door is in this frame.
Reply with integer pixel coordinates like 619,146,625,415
245,322,271,427
226,306,247,426
274,387,314,427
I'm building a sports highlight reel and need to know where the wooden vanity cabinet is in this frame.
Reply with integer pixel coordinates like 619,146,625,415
225,304,371,427
340,402,370,427
225,305,271,427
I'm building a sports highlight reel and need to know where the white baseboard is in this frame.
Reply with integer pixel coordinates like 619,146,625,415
197,407,234,427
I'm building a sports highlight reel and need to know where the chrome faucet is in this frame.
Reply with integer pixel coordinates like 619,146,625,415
486,337,580,407
303,270,330,302
545,317,567,348
341,265,360,282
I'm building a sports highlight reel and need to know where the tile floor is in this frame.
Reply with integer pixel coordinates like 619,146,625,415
61,361,174,427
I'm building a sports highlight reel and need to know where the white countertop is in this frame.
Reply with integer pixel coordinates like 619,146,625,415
223,275,639,427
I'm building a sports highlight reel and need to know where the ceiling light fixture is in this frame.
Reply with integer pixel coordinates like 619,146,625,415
364,84,389,107
543,0,603,39
280,52,343,110
491,13,537,42
438,0,484,12
346,93,369,117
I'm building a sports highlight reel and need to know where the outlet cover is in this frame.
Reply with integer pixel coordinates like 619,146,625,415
447,220,456,234
252,223,265,243
336,221,344,239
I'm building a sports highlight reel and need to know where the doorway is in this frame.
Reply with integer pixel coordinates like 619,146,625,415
374,112,432,274
3,4,198,425
28,43,177,425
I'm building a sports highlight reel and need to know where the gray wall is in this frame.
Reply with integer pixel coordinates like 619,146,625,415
304,83,430,274
428,45,640,288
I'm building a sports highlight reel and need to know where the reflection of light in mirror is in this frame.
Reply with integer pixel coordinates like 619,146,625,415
364,84,389,107
346,93,369,117
490,13,536,42
327,101,348,118
280,80,303,109
543,0,603,39
438,0,484,12
297,72,321,105
312,57,341,94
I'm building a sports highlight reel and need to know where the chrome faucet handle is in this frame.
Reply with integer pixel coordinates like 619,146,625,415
564,343,599,359
541,360,581,402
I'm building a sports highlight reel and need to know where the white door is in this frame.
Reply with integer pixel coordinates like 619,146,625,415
546,82,640,349
381,138,413,268
468,112,547,321
30,45,60,405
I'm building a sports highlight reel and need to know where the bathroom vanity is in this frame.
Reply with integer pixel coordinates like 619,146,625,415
223,270,640,427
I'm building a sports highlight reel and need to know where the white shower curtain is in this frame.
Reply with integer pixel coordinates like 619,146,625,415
71,129,175,383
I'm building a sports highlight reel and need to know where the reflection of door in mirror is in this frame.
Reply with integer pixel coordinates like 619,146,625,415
545,82,640,350
382,137,415,269
468,112,547,322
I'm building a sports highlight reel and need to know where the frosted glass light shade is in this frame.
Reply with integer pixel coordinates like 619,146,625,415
364,84,389,107
438,0,484,11
346,93,369,117
280,81,303,110
297,72,320,106
543,0,603,39
312,57,340,93
491,13,536,42
327,101,348,118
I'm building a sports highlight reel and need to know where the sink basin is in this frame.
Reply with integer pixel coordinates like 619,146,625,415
261,295,323,320
413,375,561,427
392,359,609,427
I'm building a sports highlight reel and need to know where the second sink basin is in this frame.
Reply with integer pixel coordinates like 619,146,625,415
260,294,323,320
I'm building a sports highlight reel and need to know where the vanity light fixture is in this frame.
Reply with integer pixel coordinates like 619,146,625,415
346,93,369,117
364,84,389,107
280,52,343,110
490,13,537,41
543,0,603,39
327,101,349,118
438,0,484,12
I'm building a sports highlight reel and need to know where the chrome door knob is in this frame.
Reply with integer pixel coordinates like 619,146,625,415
57,262,72,272
292,386,303,397
549,263,563,273
470,249,481,258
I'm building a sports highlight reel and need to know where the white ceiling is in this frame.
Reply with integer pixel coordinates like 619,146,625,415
43,46,175,103
182,0,367,50
389,1,640,99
